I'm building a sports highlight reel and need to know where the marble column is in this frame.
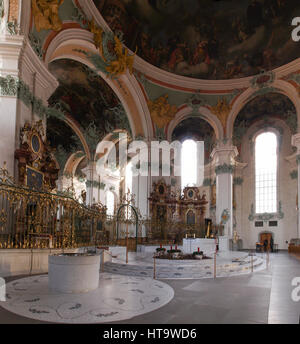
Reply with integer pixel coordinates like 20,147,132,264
211,142,238,243
292,133,300,238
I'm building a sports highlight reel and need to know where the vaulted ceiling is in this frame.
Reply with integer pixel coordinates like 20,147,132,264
94,0,300,79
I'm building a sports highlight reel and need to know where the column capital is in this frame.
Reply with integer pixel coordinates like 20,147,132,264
210,141,239,166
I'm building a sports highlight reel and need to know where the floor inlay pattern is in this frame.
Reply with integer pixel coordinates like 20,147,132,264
0,274,174,324
105,252,266,279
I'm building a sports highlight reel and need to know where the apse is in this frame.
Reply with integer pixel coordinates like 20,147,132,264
233,92,297,152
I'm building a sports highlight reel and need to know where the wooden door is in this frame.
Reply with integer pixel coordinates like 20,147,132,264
260,233,272,250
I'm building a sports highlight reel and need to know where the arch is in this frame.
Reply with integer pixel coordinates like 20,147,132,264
167,106,223,142
116,204,139,251
64,116,91,161
227,80,300,138
44,28,153,140
63,151,86,176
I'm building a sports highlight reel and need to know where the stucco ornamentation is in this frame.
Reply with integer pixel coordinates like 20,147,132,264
210,98,232,131
220,209,230,225
215,164,234,175
31,0,64,32
148,94,178,129
78,29,135,79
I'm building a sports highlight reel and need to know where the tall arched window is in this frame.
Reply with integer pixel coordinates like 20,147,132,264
255,132,277,214
181,140,197,191
106,191,115,216
125,161,133,193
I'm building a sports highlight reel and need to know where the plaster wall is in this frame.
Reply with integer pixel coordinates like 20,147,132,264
236,120,298,250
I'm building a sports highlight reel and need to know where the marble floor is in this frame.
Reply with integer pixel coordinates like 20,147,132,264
0,274,174,324
106,251,266,279
0,252,299,324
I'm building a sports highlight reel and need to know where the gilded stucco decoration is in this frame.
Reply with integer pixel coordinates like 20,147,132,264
83,22,135,79
31,0,64,32
210,98,232,131
147,95,178,129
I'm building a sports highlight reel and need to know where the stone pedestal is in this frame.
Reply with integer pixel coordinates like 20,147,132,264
48,254,100,294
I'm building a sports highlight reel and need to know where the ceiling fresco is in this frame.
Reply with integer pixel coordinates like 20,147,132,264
233,92,297,146
172,116,216,163
46,116,84,170
94,0,300,80
47,59,131,170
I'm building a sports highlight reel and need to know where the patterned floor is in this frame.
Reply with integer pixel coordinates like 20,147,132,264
0,274,174,324
105,251,266,279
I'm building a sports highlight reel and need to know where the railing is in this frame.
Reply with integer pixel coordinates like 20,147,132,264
0,182,108,249
0,181,224,250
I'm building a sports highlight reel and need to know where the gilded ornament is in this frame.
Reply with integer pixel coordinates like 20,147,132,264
31,0,64,32
148,95,178,129
104,35,135,77
210,98,232,131
89,19,103,51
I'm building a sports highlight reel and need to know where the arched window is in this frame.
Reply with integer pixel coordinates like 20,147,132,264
125,161,133,193
255,132,277,214
106,191,115,216
181,140,197,191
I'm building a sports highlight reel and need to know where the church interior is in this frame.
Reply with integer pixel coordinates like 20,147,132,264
0,0,300,325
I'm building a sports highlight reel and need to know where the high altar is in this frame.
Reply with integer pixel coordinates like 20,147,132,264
149,180,207,227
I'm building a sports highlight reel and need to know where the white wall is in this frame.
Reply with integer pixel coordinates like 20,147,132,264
236,119,298,250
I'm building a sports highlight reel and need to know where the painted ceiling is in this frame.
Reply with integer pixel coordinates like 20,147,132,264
233,92,297,146
94,0,300,80
47,59,131,167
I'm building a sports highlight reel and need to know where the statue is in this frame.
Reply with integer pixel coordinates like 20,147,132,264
32,0,64,32
233,230,239,244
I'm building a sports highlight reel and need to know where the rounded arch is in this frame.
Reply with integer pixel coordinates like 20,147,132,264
227,80,300,138
44,28,153,139
167,106,223,142
64,116,91,161
63,151,86,177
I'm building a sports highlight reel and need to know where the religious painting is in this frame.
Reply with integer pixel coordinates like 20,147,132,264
156,205,167,222
47,59,131,165
186,210,196,225
94,0,300,79
26,166,44,190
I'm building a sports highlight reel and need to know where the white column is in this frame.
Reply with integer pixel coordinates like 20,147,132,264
292,133,300,238
131,142,149,217
0,35,24,175
0,29,58,177
83,162,98,206
211,142,238,244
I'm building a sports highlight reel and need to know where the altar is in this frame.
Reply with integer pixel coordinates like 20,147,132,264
183,238,216,255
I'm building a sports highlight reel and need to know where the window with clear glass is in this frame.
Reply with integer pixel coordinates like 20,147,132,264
125,161,133,194
181,139,197,191
255,132,277,214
